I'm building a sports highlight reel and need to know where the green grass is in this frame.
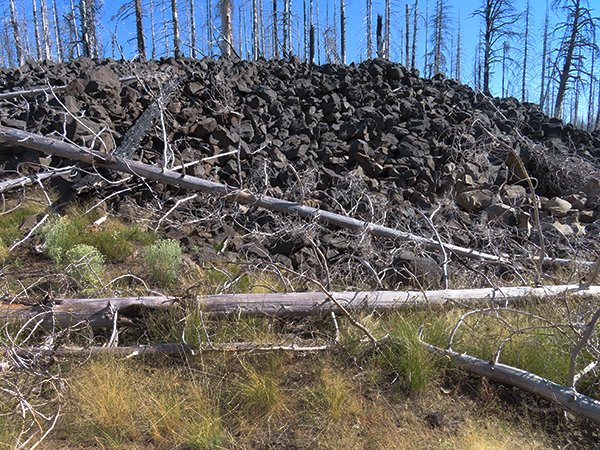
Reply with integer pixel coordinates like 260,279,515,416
0,205,41,247
37,212,158,265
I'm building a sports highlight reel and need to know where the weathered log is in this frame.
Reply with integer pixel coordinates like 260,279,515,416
422,341,600,426
196,285,600,317
5,341,327,359
0,296,178,328
0,125,510,264
3,285,599,328
0,85,67,100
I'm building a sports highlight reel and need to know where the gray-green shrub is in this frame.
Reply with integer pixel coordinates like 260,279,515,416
144,239,182,285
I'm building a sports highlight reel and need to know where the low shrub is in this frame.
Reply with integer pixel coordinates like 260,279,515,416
63,244,105,289
144,239,182,285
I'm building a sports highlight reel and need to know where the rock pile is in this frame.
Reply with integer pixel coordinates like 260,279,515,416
1,56,600,288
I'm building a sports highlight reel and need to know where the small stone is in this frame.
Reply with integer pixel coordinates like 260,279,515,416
456,189,494,212
564,194,587,210
501,185,528,207
584,177,600,195
579,210,596,223
545,197,572,217
485,204,517,226
425,412,443,429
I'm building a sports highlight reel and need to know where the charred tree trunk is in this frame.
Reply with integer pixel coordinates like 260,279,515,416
411,0,417,70
376,14,383,57
135,0,146,60
554,0,581,119
366,0,372,59
189,0,197,57
405,4,410,66
521,0,530,102
340,0,345,63
539,2,549,110
273,0,278,58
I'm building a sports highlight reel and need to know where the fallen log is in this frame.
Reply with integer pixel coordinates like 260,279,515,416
3,341,328,359
3,285,599,327
0,296,179,328
422,340,600,426
196,285,600,317
0,125,510,264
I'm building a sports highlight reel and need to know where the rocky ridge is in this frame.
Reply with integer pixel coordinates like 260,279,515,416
1,56,600,289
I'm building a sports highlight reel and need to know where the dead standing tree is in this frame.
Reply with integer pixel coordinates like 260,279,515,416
552,0,597,119
473,0,520,95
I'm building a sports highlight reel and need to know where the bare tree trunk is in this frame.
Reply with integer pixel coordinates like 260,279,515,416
148,0,156,58
189,0,197,57
424,0,428,76
539,2,549,110
456,12,461,80
433,0,441,75
283,0,288,56
273,0,278,58
78,0,92,57
163,2,170,55
135,0,147,60
366,0,372,59
405,3,409,65
87,0,99,58
40,0,52,60
411,0,417,70
206,0,213,53
376,14,383,57
310,0,314,59
595,81,600,131
219,0,233,56
241,4,247,58
253,0,259,58
171,0,182,57
310,24,315,63
316,0,320,63
340,0,345,63
32,0,42,60
554,0,581,119
52,0,63,62
587,30,597,130
69,0,80,58
303,0,307,59
521,0,530,102
259,0,265,56
502,41,509,97
9,0,24,66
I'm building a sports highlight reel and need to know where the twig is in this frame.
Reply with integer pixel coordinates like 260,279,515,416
154,193,199,231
